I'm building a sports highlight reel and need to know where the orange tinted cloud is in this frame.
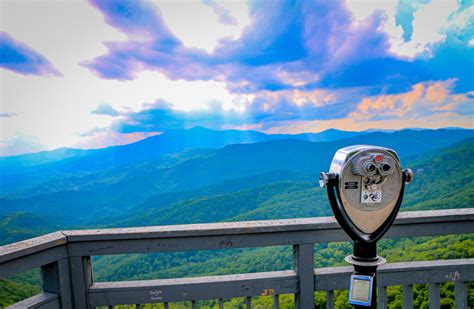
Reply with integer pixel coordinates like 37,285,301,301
350,79,471,119
267,111,473,134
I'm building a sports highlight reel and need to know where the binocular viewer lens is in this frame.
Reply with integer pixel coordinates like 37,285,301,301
354,155,394,177
365,162,376,173
380,162,391,172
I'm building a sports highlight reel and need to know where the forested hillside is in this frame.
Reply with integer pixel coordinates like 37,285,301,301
0,129,473,308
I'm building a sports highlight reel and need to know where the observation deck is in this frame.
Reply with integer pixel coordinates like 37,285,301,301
1,208,473,308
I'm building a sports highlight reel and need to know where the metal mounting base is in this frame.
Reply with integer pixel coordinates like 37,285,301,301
345,255,386,267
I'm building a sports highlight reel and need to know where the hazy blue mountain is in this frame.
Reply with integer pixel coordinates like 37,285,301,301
0,127,359,175
0,128,472,224
110,137,474,228
0,127,361,195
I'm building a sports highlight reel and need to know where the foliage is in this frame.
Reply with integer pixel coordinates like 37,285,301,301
0,134,473,307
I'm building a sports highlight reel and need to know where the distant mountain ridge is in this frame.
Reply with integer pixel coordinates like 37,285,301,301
0,127,364,174
0,128,473,224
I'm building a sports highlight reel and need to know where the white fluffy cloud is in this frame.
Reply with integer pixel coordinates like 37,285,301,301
0,0,246,150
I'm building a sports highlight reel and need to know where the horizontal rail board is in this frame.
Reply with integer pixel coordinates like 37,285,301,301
0,245,68,278
64,208,474,242
67,208,474,256
315,258,474,291
7,292,59,309
88,259,474,306
1,209,473,275
0,231,66,264
89,270,297,306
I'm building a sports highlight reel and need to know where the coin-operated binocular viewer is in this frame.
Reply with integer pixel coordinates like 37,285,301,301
320,146,413,308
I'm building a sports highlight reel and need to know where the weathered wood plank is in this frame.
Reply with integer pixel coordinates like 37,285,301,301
273,294,280,309
294,244,315,309
378,285,388,309
6,292,59,309
454,281,467,309
63,209,474,242
246,296,252,308
0,246,68,279
0,209,472,262
70,256,93,308
325,290,334,309
402,284,414,309
429,283,440,309
0,231,66,264
40,259,73,308
315,258,474,291
66,230,349,256
64,209,474,255
88,270,298,306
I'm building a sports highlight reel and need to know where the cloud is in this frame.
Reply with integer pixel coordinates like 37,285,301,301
83,0,473,98
350,79,473,120
202,0,238,26
91,103,121,116
82,0,394,92
107,86,369,134
112,99,246,133
394,0,429,42
0,32,62,77
0,134,46,156
267,111,474,134
74,128,158,149
99,78,472,135
0,112,17,118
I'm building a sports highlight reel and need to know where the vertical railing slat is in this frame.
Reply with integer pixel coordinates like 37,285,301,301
326,290,334,309
454,281,467,309
293,244,315,309
377,285,387,309
273,294,280,309
403,284,414,308
428,283,440,309
41,258,73,308
69,256,93,309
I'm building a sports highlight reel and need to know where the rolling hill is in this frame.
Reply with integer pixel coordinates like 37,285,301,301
0,129,473,308
0,128,472,225
110,138,474,228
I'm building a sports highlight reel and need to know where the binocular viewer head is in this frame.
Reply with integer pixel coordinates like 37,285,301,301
320,145,412,241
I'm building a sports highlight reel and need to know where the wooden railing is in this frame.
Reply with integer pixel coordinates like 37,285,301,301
1,208,473,308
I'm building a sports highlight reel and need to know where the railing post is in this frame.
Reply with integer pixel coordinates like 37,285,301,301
293,244,314,309
454,282,467,309
70,256,93,308
41,258,73,308
377,284,387,309
428,283,440,309
326,290,334,309
273,294,280,309
402,284,414,308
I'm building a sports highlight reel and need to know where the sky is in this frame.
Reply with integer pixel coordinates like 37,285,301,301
0,0,473,155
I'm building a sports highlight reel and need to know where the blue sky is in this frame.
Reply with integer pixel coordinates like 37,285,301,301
0,0,473,155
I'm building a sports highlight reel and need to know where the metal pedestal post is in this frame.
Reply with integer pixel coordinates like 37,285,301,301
345,242,385,309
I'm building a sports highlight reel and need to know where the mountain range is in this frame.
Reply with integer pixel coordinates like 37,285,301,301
1,126,473,308
0,126,472,230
